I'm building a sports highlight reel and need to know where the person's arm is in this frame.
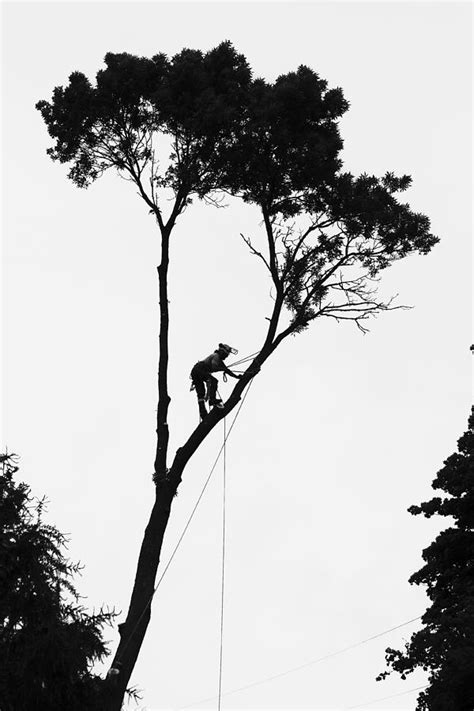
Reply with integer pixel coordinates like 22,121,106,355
223,364,241,379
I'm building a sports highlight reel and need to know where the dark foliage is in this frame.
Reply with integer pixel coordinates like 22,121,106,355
0,454,115,711
36,41,251,192
219,65,349,215
36,42,437,336
377,408,474,710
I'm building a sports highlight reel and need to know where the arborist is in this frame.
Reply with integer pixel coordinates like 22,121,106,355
190,343,242,419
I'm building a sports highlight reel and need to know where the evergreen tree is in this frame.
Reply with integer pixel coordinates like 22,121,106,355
378,407,474,710
0,454,115,710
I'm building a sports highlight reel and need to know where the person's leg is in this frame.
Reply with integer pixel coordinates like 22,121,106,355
197,394,208,420
207,375,219,405
191,366,208,418
194,378,206,401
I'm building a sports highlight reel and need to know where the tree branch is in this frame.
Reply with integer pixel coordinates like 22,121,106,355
240,233,271,271
262,207,282,292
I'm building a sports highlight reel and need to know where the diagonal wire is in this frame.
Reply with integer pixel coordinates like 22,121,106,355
178,615,422,709
345,683,428,709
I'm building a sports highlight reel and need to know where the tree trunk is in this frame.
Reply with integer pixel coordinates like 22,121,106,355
103,485,174,710
104,225,174,709
102,373,261,709
102,254,277,708
154,228,171,477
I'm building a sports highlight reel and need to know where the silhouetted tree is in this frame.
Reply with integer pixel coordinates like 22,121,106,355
378,407,474,710
0,454,115,710
36,41,438,709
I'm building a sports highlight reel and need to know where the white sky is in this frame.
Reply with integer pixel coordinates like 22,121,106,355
2,1,472,710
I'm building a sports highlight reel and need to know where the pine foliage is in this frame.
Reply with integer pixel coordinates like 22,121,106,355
377,408,474,710
0,454,115,711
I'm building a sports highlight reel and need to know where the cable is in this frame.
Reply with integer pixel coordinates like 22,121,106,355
228,352,259,367
217,416,227,711
228,351,260,368
345,683,428,709
114,380,254,665
178,615,422,709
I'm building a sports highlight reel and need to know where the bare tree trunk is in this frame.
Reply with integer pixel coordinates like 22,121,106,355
154,227,171,477
104,224,173,709
104,486,175,710
102,212,280,708
102,410,237,709
102,367,267,709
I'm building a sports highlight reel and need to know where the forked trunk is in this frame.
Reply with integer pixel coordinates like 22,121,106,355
102,219,276,708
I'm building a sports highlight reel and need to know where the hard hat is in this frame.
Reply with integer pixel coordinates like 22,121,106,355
218,343,238,355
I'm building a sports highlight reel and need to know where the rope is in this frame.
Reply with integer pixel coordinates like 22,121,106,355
217,417,227,711
113,380,254,667
178,614,422,708
228,351,260,368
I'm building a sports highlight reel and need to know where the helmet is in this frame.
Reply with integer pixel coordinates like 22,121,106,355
218,343,238,356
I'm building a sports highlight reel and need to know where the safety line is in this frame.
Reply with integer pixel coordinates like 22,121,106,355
178,615,422,708
217,417,227,711
228,351,260,368
345,683,428,709
114,380,254,666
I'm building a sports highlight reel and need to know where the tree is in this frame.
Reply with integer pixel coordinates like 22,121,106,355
0,453,115,710
36,42,438,709
377,407,474,710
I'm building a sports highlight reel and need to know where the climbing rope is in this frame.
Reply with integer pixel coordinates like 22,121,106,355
112,379,254,670
218,416,227,711
228,351,260,368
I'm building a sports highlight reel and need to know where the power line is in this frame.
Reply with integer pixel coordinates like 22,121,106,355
178,615,422,709
345,683,428,709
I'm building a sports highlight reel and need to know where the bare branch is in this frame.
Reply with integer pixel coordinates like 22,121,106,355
202,193,228,209
240,233,271,271
318,297,409,333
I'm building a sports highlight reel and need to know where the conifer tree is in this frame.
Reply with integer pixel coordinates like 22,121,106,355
378,407,474,710
0,454,115,710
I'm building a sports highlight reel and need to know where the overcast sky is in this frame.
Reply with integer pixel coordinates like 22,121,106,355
2,1,472,710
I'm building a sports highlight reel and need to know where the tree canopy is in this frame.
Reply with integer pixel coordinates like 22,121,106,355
378,407,474,710
0,454,115,711
37,41,437,336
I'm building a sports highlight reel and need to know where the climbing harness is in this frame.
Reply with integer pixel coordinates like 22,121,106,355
190,350,259,421
189,344,242,390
